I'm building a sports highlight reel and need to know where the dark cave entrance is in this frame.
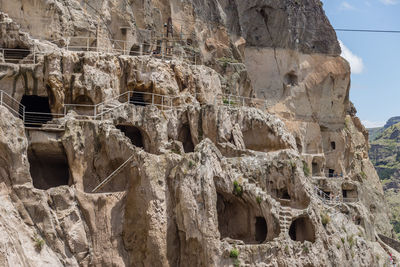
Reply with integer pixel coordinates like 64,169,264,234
129,92,146,106
28,148,70,190
116,125,144,148
255,217,267,243
289,216,315,243
3,46,31,63
312,161,319,176
331,141,336,150
130,44,141,56
178,124,194,153
276,188,290,200
20,95,52,127
216,193,269,244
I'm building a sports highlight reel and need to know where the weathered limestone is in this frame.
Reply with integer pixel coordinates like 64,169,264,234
0,0,396,266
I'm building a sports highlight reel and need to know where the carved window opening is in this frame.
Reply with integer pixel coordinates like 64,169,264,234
331,141,336,150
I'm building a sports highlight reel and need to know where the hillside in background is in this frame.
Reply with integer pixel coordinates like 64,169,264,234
369,117,400,238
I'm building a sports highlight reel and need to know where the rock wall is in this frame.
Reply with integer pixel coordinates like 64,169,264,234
0,0,396,266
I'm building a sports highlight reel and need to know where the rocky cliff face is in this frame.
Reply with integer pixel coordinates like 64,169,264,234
0,0,397,266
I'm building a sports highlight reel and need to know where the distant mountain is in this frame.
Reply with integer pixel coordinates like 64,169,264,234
368,117,400,238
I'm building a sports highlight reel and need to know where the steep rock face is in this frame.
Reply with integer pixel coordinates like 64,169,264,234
0,0,396,266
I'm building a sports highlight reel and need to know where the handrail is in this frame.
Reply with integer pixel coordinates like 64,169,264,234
91,154,135,193
0,90,272,130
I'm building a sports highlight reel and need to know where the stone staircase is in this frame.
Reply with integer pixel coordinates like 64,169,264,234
279,206,292,235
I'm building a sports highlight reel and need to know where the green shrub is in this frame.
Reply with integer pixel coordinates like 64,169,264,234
321,212,331,226
303,246,309,254
33,234,45,251
341,237,345,244
348,234,355,248
188,160,194,169
360,171,367,180
336,243,341,249
302,161,310,177
233,180,243,196
233,259,240,267
230,248,239,258
256,196,262,204
171,148,181,155
284,245,289,254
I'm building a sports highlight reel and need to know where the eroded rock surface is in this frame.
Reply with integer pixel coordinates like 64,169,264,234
0,0,396,266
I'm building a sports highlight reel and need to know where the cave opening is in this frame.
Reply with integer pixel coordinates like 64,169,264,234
255,217,267,243
328,169,335,178
28,148,70,190
289,216,315,243
330,141,336,150
20,95,52,127
284,71,298,86
130,44,141,56
216,193,269,244
3,46,31,63
116,125,144,148
129,92,146,106
312,161,319,176
178,124,194,153
277,188,290,200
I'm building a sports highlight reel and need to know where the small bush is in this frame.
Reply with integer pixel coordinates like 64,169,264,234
284,245,289,254
33,234,45,251
321,212,331,226
336,243,341,249
230,248,239,258
171,148,181,155
233,259,240,267
256,195,262,204
303,246,309,254
360,171,367,179
188,160,194,169
348,234,355,248
233,180,243,196
302,161,310,177
341,237,345,244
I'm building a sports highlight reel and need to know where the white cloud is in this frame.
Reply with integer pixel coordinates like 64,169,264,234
380,0,398,5
362,120,386,128
339,40,364,74
340,1,356,9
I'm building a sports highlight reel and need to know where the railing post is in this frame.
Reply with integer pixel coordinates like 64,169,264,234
242,97,245,107
127,91,131,103
161,95,164,110
22,106,25,124
152,94,154,106
0,91,2,106
93,105,97,118
33,45,36,64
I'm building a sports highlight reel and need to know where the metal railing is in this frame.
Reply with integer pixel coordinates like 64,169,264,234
61,36,199,64
314,186,358,204
0,90,272,130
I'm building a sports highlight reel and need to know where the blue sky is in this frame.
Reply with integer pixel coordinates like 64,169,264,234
321,0,400,127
